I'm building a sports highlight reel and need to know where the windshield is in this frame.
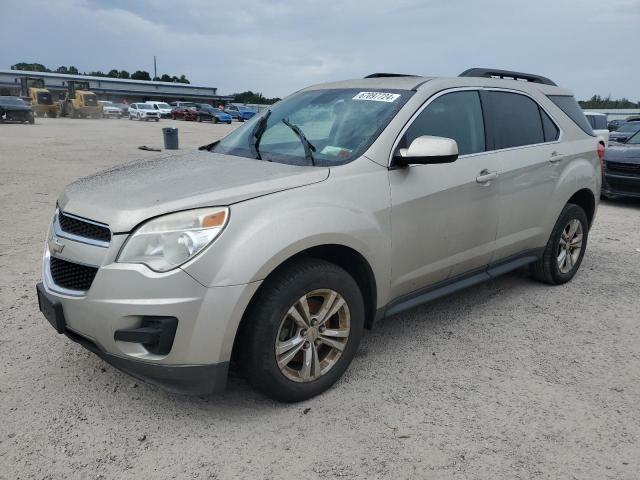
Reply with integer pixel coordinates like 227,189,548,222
156,103,170,109
101,101,114,106
137,104,153,110
626,131,640,144
212,88,412,166
618,123,640,133
0,97,25,106
179,102,195,108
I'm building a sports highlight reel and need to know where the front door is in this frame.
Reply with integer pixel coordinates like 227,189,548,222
388,90,500,299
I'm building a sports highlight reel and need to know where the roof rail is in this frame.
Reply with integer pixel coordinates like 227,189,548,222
364,73,419,78
459,68,557,86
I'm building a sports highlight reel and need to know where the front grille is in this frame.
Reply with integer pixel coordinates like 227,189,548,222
607,161,640,177
49,257,98,291
59,211,111,243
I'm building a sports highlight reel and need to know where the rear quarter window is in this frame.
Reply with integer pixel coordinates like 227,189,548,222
486,91,545,149
548,95,595,136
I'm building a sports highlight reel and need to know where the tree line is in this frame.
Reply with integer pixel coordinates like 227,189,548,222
232,90,280,104
10,62,190,84
578,95,639,109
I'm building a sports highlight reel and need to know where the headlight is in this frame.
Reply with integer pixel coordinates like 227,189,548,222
117,207,229,272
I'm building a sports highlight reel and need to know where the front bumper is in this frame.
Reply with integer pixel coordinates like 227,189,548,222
602,172,640,198
37,282,228,395
38,225,261,394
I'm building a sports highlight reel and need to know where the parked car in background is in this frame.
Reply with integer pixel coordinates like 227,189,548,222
194,104,233,123
145,101,172,118
37,68,601,402
0,96,35,124
171,103,197,121
609,122,640,143
608,119,624,132
584,112,609,147
98,101,123,119
169,101,196,109
602,130,640,198
626,115,640,122
224,104,257,122
128,103,160,122
114,103,129,116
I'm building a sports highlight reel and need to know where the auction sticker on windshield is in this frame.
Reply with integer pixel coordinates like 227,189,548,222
352,92,401,102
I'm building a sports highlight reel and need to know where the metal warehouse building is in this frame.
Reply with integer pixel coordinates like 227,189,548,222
0,69,232,104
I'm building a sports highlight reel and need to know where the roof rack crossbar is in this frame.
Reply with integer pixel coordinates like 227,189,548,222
459,68,556,86
364,73,419,79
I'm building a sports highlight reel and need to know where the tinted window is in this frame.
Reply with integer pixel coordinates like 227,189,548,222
595,116,607,130
548,95,595,136
487,91,544,149
586,115,596,128
540,108,559,142
404,91,485,155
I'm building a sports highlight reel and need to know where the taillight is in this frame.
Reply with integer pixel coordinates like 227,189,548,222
597,143,605,169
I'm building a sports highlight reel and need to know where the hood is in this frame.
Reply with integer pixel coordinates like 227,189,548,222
59,151,329,232
604,144,640,164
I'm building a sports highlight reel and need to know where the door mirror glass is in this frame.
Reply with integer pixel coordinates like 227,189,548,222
394,136,458,166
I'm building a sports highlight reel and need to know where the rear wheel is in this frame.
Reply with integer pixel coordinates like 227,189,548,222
530,203,589,285
240,259,364,402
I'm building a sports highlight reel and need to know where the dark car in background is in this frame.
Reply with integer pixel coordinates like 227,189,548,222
224,104,256,122
609,122,640,143
602,130,640,198
194,104,232,124
0,96,35,124
114,103,129,116
608,119,624,131
170,102,197,121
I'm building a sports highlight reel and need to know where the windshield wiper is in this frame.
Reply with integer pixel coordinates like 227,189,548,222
249,109,271,160
282,118,316,166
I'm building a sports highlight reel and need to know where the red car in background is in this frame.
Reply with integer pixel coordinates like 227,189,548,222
170,101,197,121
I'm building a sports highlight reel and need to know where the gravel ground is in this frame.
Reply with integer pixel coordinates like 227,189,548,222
1,117,639,479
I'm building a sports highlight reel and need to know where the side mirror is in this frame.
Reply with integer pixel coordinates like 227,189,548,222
393,135,459,166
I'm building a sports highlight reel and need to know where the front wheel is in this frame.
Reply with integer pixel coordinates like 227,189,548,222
239,259,364,402
530,203,589,285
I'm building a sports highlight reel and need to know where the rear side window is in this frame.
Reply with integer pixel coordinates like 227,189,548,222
595,115,607,130
404,91,485,156
540,108,559,142
548,95,595,136
487,91,544,149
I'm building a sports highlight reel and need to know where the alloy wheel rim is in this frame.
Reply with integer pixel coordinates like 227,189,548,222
557,219,583,274
275,289,350,383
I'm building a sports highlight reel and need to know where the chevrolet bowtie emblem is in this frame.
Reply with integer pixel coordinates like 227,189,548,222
51,238,65,254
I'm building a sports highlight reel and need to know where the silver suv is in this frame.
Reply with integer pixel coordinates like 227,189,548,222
37,68,601,402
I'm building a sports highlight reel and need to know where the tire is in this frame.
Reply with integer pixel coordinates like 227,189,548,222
28,115,35,124
227,120,232,124
47,111,57,118
530,203,589,285
213,117,218,124
129,115,133,120
239,259,365,402
155,118,159,122
197,115,202,122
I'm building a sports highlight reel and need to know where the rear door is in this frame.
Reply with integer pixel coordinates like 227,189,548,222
483,90,561,262
388,89,501,298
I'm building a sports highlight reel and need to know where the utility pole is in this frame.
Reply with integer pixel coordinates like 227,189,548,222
153,56,157,80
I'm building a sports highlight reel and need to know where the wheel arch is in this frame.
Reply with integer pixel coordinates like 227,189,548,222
567,188,596,227
230,243,378,364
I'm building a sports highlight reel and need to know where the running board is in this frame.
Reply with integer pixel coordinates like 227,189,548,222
381,250,542,319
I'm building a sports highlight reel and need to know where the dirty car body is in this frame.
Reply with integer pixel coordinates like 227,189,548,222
37,70,601,401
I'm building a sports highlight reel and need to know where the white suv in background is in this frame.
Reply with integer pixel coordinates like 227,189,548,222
128,103,160,122
144,101,172,118
584,112,610,147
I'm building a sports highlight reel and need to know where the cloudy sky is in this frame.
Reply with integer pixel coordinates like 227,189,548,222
1,0,638,100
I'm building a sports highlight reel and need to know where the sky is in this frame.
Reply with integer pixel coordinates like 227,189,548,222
1,0,638,100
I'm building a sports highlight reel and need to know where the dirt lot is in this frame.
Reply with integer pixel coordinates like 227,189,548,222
1,117,639,479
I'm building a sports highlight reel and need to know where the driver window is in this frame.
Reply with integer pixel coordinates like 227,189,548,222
404,91,486,156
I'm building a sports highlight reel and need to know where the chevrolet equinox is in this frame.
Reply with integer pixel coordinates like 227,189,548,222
37,68,601,402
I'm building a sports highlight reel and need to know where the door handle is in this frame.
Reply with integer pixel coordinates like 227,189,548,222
549,151,563,163
476,169,498,184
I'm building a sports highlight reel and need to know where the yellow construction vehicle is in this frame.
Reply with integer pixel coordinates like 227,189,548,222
20,77,59,118
58,80,102,119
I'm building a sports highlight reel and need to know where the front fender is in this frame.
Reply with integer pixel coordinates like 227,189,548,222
181,161,392,306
